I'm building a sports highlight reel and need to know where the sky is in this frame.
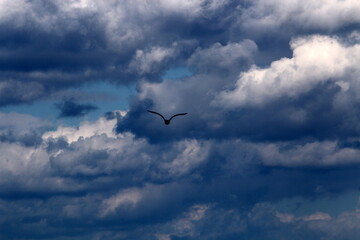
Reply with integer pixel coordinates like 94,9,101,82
1,0,360,239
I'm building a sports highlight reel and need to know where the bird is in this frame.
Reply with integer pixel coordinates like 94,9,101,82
147,110,187,125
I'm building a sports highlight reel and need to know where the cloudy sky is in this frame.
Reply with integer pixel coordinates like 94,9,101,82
1,0,360,239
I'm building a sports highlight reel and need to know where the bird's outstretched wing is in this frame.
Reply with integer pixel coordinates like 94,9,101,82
147,110,166,121
169,113,187,121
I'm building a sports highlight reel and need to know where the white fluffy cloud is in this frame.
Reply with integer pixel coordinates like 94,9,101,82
240,0,360,33
43,112,210,180
0,142,48,182
0,111,211,194
216,35,360,108
128,46,176,75
0,141,82,192
138,40,258,114
42,113,121,143
100,187,143,217
0,0,213,33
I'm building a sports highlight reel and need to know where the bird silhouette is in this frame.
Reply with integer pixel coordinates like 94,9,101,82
147,110,187,125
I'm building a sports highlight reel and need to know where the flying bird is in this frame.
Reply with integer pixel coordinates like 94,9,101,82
147,110,187,125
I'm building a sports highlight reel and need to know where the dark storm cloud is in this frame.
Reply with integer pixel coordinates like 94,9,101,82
55,99,97,118
115,39,258,142
0,0,359,106
2,0,360,239
0,0,239,106
116,35,360,144
1,115,360,238
3,127,360,239
2,0,346,105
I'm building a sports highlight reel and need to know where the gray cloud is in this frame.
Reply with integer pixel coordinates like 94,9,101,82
2,0,360,239
237,0,360,34
0,0,233,105
0,114,359,238
55,99,98,118
116,34,360,144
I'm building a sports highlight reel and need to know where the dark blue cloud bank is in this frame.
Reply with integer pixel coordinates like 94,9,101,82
2,0,360,239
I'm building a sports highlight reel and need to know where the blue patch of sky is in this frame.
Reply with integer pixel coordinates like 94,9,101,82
0,82,135,126
75,82,136,124
0,67,192,126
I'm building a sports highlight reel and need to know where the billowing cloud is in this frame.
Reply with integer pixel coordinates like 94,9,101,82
3,113,360,238
115,34,360,143
2,0,360,239
239,0,360,33
128,46,176,76
116,40,258,141
0,0,232,105
216,35,360,108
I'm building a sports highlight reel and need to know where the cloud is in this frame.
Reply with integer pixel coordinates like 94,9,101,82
238,0,360,34
255,140,360,167
187,40,257,74
301,212,332,221
244,201,360,240
116,35,360,143
0,112,51,130
216,35,360,108
0,112,51,146
1,0,360,106
100,187,143,217
0,0,232,106
43,112,119,142
2,1,360,239
0,81,45,106
55,99,98,118
128,46,176,75
115,40,258,141
1,113,360,238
